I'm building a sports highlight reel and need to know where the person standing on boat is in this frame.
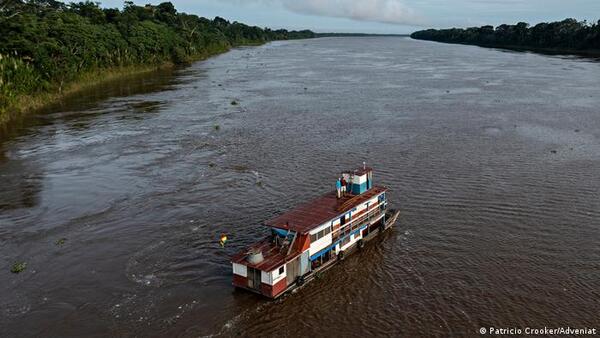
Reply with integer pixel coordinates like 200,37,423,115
336,177,342,198
340,176,347,196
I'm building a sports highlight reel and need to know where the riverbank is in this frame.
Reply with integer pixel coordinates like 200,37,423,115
411,38,600,58
0,42,242,131
489,44,600,58
1,64,164,127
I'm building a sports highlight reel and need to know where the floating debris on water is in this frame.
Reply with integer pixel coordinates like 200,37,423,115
214,124,220,131
251,170,263,186
134,274,159,286
56,238,66,246
11,262,27,274
231,164,249,172
230,100,238,106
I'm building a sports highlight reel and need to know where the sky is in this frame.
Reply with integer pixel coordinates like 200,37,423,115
98,0,600,34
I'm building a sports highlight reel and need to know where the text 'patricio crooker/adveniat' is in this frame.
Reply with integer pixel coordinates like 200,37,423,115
481,326,597,335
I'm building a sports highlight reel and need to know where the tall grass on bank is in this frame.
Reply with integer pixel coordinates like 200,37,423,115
0,53,42,125
0,41,231,127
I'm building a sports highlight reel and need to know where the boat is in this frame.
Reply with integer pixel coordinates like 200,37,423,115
231,165,400,299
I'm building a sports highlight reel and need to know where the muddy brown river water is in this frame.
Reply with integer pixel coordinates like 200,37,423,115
1,37,600,337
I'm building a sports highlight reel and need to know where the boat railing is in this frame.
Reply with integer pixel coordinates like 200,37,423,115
333,205,386,240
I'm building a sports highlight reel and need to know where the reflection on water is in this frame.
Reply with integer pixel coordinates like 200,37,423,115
0,159,43,211
1,67,180,141
1,38,600,337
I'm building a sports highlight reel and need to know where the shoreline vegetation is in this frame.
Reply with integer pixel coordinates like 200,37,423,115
0,0,315,129
315,33,409,37
410,18,600,57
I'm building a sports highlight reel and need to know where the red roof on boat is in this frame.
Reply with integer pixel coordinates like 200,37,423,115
264,186,387,234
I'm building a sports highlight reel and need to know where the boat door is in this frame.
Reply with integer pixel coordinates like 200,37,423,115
299,251,310,275
286,257,300,284
247,267,261,290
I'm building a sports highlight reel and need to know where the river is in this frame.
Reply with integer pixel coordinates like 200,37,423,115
1,37,599,337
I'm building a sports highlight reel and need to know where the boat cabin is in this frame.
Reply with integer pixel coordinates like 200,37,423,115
231,166,388,298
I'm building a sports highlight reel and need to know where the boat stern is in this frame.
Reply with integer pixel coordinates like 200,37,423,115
231,240,293,298
231,261,288,298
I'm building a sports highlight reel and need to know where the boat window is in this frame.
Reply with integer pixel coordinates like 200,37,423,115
341,236,351,247
310,225,332,243
279,266,284,274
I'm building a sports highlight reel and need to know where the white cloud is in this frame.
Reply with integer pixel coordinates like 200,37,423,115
223,0,424,25
281,0,423,25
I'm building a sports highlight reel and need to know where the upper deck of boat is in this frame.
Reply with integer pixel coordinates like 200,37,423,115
264,185,387,234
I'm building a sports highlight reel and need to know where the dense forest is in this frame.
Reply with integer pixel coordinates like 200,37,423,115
411,19,600,53
0,0,315,124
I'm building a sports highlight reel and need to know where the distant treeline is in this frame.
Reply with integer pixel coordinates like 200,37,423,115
316,33,409,37
0,0,315,123
411,19,600,53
